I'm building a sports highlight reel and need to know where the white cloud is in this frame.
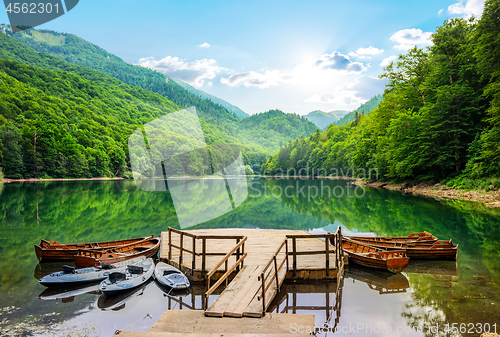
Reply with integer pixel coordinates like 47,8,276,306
199,42,211,48
314,52,367,73
305,93,336,103
390,28,433,50
340,76,388,101
356,46,384,55
438,9,444,15
380,55,398,67
359,56,372,60
220,70,292,89
137,56,225,87
448,0,485,18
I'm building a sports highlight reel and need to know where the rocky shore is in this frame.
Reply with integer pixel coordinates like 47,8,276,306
351,179,500,208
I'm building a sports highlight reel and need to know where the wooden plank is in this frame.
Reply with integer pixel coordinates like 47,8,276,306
205,266,257,317
224,266,264,317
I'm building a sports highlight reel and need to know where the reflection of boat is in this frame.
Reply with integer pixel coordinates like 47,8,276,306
154,262,190,290
97,279,152,310
347,238,458,260
39,256,146,287
98,258,154,294
348,265,410,294
404,259,459,277
344,232,438,244
34,235,154,262
39,282,101,301
74,238,160,267
342,238,409,273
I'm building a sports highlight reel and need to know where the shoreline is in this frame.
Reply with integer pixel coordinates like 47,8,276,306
3,175,499,208
350,179,500,208
2,177,126,183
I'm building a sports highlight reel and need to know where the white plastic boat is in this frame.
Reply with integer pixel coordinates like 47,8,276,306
98,258,154,294
39,256,146,287
154,262,190,290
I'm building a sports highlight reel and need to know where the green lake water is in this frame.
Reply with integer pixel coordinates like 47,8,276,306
0,178,499,336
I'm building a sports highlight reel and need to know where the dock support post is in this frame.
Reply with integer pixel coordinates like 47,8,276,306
168,229,172,261
236,238,240,272
273,256,279,291
202,238,206,278
292,237,297,276
179,232,184,266
285,240,289,272
192,236,196,274
260,272,266,316
325,234,330,275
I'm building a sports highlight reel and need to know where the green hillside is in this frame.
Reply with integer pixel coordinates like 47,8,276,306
0,32,317,178
305,109,349,129
173,79,248,118
333,94,383,126
7,28,241,126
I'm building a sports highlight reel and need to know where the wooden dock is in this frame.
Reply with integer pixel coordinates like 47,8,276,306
160,227,345,319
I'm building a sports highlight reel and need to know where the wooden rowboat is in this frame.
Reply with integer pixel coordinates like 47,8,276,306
345,237,458,260
341,238,409,273
346,231,438,244
34,235,154,262
74,237,160,268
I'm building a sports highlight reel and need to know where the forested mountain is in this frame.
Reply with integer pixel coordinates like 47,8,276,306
305,110,349,129
0,32,316,178
239,109,318,149
263,2,500,188
333,95,383,126
7,28,242,125
172,79,249,118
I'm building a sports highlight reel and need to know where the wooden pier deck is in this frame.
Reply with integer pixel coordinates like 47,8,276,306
160,227,345,319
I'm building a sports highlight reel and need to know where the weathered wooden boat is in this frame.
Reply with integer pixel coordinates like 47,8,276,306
73,237,160,268
345,237,458,260
34,235,154,262
341,238,409,273
98,258,155,294
39,256,146,287
154,262,190,290
346,231,438,244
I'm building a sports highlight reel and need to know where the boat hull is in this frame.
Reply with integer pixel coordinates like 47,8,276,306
98,258,154,294
154,262,190,290
74,238,160,268
34,236,153,262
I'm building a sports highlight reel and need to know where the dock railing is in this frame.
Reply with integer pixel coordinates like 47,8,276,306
205,237,247,301
257,238,288,313
286,226,343,277
167,227,246,278
256,226,344,316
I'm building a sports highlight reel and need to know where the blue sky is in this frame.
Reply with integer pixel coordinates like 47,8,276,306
1,0,485,115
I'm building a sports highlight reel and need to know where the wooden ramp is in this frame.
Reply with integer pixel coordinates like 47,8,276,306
160,228,344,318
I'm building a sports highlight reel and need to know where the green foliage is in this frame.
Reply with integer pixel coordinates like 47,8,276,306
333,94,383,126
264,15,499,184
172,79,249,118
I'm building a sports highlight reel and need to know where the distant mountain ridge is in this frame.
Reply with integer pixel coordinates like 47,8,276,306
173,79,248,118
333,95,383,126
304,110,349,129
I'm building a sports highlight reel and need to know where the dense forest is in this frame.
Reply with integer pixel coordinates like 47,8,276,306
0,32,317,179
262,1,500,189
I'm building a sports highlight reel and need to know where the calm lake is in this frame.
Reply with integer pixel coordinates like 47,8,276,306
0,178,499,336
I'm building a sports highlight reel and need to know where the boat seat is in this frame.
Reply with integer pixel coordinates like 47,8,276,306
109,272,126,283
128,265,144,274
63,265,76,274
100,263,115,270
163,270,177,276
